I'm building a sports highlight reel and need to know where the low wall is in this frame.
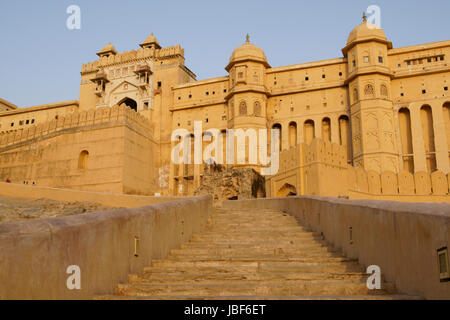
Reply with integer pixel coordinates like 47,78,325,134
223,197,450,299
0,195,212,299
0,182,183,208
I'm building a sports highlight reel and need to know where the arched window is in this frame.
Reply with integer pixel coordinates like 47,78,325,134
230,102,234,119
443,103,450,162
78,150,89,169
254,101,261,116
322,117,331,142
398,108,414,173
364,84,374,97
304,120,315,144
380,84,388,98
353,88,359,103
239,101,247,116
288,122,297,148
339,115,351,162
272,123,282,151
420,105,436,172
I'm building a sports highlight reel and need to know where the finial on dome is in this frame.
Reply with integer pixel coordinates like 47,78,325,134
362,12,367,22
246,33,250,43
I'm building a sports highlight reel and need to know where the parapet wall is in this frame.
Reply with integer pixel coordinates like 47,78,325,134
268,138,450,201
223,197,450,299
0,195,213,299
348,167,450,198
81,45,184,74
0,105,153,150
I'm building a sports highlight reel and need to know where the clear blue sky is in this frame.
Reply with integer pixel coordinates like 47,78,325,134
1,0,449,107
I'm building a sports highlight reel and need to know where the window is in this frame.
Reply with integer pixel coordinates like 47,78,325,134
144,102,149,110
363,56,369,63
239,101,247,116
440,56,444,61
178,96,181,100
398,63,401,67
205,118,209,123
222,115,227,121
400,93,404,96
422,89,427,94
26,120,29,125
224,89,227,93
19,120,24,125
78,150,89,169
445,87,448,91
212,91,215,95
378,56,383,63
322,74,326,79
407,61,411,66
305,76,309,81
339,72,342,76
254,101,261,116
364,84,374,96
352,60,356,67
31,119,35,124
380,85,388,97
238,72,243,78
157,81,162,88
206,92,209,95
10,123,14,127
189,94,192,99
427,58,432,63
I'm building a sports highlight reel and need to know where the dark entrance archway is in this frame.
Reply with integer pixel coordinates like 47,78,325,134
118,97,137,111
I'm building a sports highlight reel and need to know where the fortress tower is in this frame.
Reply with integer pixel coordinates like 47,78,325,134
342,13,398,173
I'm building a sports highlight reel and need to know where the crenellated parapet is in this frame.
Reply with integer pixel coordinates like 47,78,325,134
81,45,185,74
0,105,154,149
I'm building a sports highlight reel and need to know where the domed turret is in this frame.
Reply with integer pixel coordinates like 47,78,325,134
139,33,161,49
342,13,392,56
96,43,118,57
226,34,270,71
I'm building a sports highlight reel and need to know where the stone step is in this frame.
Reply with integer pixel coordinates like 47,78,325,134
114,281,396,297
169,246,339,257
181,239,328,248
129,271,369,284
190,232,318,240
149,259,364,273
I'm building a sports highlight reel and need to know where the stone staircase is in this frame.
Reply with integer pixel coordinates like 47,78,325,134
97,208,419,300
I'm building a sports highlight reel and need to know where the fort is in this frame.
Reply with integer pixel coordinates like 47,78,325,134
1,14,449,199
0,14,449,300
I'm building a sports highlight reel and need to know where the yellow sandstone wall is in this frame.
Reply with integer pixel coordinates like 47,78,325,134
266,138,450,202
0,195,213,299
222,196,450,299
0,105,157,195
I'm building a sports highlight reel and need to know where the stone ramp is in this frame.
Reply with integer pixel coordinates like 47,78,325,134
96,208,419,300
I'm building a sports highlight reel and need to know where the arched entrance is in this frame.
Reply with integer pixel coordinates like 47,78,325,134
118,97,137,111
277,183,297,197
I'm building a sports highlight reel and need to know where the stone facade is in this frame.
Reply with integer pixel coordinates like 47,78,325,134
0,15,449,199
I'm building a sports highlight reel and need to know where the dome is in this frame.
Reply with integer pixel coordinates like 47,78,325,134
342,13,392,56
226,34,270,71
139,33,161,49
346,13,391,46
346,21,387,45
96,43,117,57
